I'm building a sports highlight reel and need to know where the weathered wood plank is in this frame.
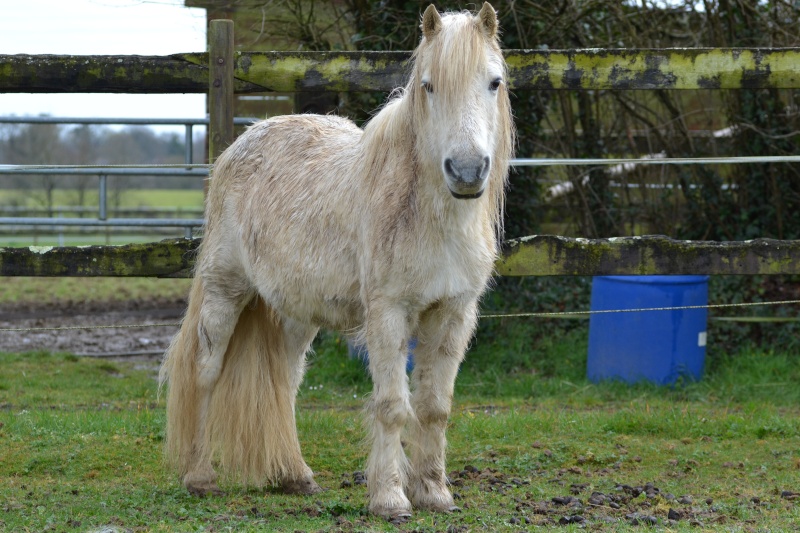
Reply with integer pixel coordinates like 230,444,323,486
228,51,410,93
208,21,235,162
497,235,800,276
2,48,799,93
0,239,200,277
505,48,800,91
2,236,799,277
0,54,257,94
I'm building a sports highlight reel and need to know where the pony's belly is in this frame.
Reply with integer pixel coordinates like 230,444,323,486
255,270,364,331
314,295,365,331
280,293,364,331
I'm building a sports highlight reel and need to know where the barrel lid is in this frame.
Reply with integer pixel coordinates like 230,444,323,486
594,275,709,285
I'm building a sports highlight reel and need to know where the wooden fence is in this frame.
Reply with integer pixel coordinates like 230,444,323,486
2,20,800,278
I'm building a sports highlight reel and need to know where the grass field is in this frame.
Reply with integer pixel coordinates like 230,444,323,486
0,189,205,210
1,328,799,531
0,277,192,306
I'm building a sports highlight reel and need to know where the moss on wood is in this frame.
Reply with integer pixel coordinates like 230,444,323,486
497,235,800,276
2,236,799,277
3,48,799,93
0,239,200,277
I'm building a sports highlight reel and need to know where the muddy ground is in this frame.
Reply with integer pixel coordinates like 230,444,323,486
0,297,186,358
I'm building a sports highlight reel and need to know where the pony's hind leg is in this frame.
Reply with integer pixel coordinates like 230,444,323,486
277,316,322,495
183,279,251,496
406,298,477,512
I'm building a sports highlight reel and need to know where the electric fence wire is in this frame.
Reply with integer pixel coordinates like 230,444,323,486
1,299,798,333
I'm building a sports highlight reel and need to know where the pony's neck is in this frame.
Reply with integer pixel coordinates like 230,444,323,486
360,94,413,164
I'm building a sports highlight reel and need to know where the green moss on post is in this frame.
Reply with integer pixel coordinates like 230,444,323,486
0,239,200,277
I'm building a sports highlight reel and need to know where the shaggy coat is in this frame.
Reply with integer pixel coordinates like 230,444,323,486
160,2,514,520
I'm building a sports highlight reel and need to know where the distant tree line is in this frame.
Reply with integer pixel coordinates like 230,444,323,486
0,123,206,214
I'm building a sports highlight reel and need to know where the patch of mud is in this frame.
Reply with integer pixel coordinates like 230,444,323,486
446,466,798,528
0,298,186,358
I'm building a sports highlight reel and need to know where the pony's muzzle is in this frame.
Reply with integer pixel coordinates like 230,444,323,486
444,156,491,199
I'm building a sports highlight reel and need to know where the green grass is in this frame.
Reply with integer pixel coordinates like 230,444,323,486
0,277,192,306
1,274,798,530
0,234,195,247
123,190,204,209
1,335,799,531
0,189,204,210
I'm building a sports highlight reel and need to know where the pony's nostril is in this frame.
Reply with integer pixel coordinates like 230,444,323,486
479,156,491,179
444,158,460,179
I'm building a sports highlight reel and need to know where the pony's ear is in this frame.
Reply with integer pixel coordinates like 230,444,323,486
478,2,498,38
422,4,442,39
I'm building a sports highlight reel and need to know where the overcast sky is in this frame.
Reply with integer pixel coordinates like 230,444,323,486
0,0,208,131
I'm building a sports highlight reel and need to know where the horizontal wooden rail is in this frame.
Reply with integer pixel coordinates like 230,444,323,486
0,240,199,277
497,235,800,276
2,236,799,277
2,48,799,93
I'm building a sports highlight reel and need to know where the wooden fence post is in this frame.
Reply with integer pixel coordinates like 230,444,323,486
208,20,234,164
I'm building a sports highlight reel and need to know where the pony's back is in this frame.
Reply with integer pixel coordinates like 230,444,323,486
204,113,369,331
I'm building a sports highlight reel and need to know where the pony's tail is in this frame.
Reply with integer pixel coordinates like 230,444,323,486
159,275,205,478
160,279,310,487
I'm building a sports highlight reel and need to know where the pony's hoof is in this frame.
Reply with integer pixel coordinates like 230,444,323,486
371,503,413,522
183,471,223,497
370,486,413,521
186,483,224,497
408,482,456,512
281,477,323,495
387,511,413,524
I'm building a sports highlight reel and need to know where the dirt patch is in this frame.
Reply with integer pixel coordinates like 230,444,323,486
0,297,186,357
446,466,798,528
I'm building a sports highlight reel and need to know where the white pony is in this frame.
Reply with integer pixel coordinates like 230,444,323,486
160,2,513,520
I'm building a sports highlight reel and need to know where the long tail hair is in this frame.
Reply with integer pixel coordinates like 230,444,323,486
159,281,309,486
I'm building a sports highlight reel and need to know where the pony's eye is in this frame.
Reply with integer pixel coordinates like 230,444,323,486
421,81,433,94
489,78,502,92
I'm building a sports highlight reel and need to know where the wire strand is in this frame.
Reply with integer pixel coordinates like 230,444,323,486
0,322,180,333
1,299,798,333
6,154,800,172
0,163,210,170
480,299,800,319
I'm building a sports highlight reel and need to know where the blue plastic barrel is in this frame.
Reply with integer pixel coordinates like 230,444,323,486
587,276,708,385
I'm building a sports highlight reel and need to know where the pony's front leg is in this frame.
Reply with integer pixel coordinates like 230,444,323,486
407,299,477,512
365,305,413,520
